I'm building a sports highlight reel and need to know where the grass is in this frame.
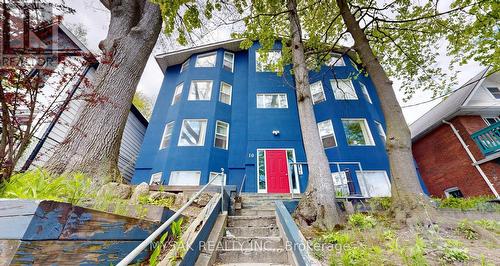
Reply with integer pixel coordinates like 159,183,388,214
433,196,498,211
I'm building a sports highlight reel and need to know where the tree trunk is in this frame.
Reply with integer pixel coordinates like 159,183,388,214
336,0,433,224
287,0,342,230
45,0,162,183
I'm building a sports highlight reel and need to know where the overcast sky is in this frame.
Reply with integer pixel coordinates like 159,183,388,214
62,0,482,124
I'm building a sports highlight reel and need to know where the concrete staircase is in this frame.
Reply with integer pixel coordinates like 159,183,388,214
215,194,292,266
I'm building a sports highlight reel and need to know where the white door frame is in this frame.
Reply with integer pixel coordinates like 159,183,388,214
256,148,300,194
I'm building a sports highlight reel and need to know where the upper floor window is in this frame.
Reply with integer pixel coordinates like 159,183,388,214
483,116,500,126
195,52,216,68
326,53,345,67
331,79,358,100
178,119,207,146
486,87,500,99
169,171,201,185
172,83,183,105
180,60,189,72
310,81,326,104
360,83,372,104
256,50,281,72
219,82,232,105
160,121,174,149
215,121,229,149
374,121,386,142
188,80,213,101
223,51,234,72
318,120,337,148
256,93,288,108
342,119,375,146
150,172,162,185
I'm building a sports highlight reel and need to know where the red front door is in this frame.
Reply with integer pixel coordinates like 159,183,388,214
265,150,290,193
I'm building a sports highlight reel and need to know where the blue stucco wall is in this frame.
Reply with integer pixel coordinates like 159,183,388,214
132,41,390,194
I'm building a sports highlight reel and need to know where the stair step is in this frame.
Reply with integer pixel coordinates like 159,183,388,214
225,226,280,237
221,236,283,249
235,209,275,216
227,216,276,227
241,202,276,209
217,249,288,264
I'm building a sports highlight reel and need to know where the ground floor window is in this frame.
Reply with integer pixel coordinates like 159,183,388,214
150,172,162,185
169,171,201,185
332,171,350,197
209,171,226,185
355,170,391,197
444,187,464,198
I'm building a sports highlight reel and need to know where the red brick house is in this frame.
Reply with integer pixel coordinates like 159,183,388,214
410,68,500,198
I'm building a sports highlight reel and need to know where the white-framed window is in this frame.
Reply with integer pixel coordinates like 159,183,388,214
195,52,216,67
486,87,500,99
444,187,464,198
342,119,375,146
317,120,337,148
256,50,281,72
310,81,326,104
331,79,358,100
209,172,226,185
360,83,372,104
355,170,391,197
332,171,350,196
374,121,386,142
326,53,345,67
178,119,207,146
256,93,288,108
160,121,174,149
483,116,500,126
219,82,232,105
169,171,201,186
223,51,234,72
214,121,229,150
188,80,213,101
172,83,183,105
180,59,189,72
150,172,162,185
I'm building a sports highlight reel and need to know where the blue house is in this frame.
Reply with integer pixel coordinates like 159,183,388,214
132,40,391,197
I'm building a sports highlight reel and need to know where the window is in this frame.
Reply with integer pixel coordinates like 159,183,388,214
180,60,189,72
169,171,201,185
160,122,174,149
444,187,464,198
223,51,234,72
257,150,266,191
326,53,345,67
178,119,207,146
209,172,226,185
214,121,229,149
310,81,326,104
188,80,213,101
331,79,358,100
360,83,372,104
256,93,288,108
318,120,337,148
195,52,216,67
332,171,350,196
256,50,281,72
342,119,375,145
374,121,386,142
150,172,162,185
356,171,391,197
486,87,500,99
483,116,500,126
172,83,183,105
219,82,232,105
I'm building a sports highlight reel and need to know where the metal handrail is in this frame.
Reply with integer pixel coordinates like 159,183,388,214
116,169,225,266
238,174,246,196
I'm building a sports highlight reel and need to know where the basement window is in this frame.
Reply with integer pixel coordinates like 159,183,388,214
209,172,226,185
150,172,162,185
169,171,201,185
444,187,464,198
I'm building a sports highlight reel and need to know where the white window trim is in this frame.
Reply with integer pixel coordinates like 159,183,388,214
214,120,230,150
256,93,289,109
219,81,233,105
223,51,235,72
256,148,299,194
195,52,217,68
188,80,213,101
331,79,358,100
355,170,391,197
317,119,337,149
209,172,226,185
172,83,183,105
160,121,174,149
360,83,372,104
169,171,201,186
180,59,189,72
150,172,162,185
444,187,462,198
374,121,386,142
310,81,326,104
256,50,281,72
178,119,208,146
341,118,376,146
482,116,500,126
485,87,500,100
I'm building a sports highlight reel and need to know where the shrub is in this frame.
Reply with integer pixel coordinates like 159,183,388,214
441,240,469,263
321,231,352,245
367,197,392,211
456,220,478,240
348,213,377,229
434,196,498,211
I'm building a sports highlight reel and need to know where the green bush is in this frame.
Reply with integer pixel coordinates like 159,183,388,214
321,231,352,245
441,240,469,263
456,220,478,240
367,197,392,211
434,196,498,211
348,213,377,229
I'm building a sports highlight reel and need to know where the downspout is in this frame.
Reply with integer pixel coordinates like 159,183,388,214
442,120,499,198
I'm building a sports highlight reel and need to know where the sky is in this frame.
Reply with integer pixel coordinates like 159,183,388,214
62,0,482,124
